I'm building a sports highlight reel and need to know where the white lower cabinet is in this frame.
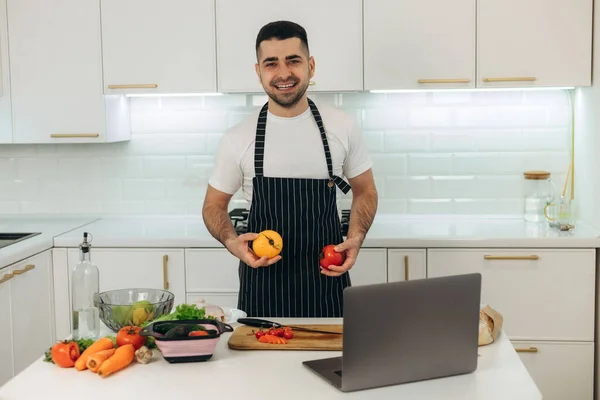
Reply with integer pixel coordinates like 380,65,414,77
0,250,53,387
427,249,595,341
0,266,13,387
512,341,594,400
349,248,387,286
427,248,596,400
387,249,426,282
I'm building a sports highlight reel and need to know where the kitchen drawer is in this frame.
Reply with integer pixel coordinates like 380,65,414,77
187,292,238,310
512,341,594,400
427,249,595,341
185,249,240,292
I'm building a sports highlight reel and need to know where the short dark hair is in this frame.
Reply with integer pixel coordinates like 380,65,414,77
255,20,309,56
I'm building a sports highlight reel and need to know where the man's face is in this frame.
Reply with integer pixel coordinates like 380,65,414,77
255,37,315,108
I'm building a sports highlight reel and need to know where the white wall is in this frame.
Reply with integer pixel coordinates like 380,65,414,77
0,90,571,216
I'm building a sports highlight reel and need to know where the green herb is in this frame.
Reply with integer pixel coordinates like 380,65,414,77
141,303,214,328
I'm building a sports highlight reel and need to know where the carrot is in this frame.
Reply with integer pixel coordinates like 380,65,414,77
97,344,135,378
85,349,116,373
75,337,114,371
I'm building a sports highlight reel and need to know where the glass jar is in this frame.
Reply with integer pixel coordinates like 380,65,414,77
523,171,557,223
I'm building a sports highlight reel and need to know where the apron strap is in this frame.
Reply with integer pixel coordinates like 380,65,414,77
254,102,269,177
254,99,352,194
307,98,352,194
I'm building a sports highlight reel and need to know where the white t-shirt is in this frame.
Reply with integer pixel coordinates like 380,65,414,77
208,101,373,203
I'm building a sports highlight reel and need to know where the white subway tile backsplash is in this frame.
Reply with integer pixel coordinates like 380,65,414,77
430,131,475,152
385,176,431,199
408,199,454,214
431,176,476,198
143,156,187,178
0,89,573,216
384,131,429,152
0,201,19,213
408,154,452,175
409,107,453,128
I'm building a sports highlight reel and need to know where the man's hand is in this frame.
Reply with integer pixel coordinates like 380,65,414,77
226,232,282,268
320,236,362,277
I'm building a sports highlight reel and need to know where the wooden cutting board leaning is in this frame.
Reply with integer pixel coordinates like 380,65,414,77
228,324,343,350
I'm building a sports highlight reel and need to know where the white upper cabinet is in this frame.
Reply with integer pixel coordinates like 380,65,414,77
215,0,363,93
7,0,130,144
364,0,476,90
0,0,11,144
477,0,592,88
101,0,217,95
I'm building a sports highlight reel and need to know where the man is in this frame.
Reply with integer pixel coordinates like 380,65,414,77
202,20,377,318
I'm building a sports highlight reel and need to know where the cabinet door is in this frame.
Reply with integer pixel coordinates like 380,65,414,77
477,0,592,87
216,0,363,92
427,249,595,341
349,249,387,287
387,249,426,282
0,0,12,144
512,341,594,400
7,0,129,143
364,0,475,90
9,250,53,376
0,266,13,387
67,249,185,307
101,0,216,94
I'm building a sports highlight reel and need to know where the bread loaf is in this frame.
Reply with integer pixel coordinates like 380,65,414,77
478,304,503,346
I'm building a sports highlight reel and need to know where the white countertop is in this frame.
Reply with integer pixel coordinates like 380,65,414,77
0,217,98,268
52,214,600,249
0,319,541,400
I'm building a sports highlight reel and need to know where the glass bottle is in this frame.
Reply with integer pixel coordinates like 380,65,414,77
71,232,100,340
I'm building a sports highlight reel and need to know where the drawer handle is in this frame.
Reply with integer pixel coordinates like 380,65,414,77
483,255,539,260
0,273,14,284
107,84,158,89
418,78,471,84
482,77,536,82
515,347,538,353
12,264,35,275
50,133,99,138
163,255,169,290
404,255,410,281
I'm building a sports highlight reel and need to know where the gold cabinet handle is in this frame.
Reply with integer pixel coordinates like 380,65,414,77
418,79,471,84
50,133,99,138
12,264,35,275
107,84,158,89
484,255,539,260
404,255,409,281
482,77,536,82
309,81,316,86
163,255,169,290
0,273,14,284
515,347,538,353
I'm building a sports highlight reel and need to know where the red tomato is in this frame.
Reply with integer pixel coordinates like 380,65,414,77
189,330,209,337
51,341,80,368
116,326,145,350
268,329,278,336
255,330,265,340
283,330,294,340
275,328,285,337
319,244,346,270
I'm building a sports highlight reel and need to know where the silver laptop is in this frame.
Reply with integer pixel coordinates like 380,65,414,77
302,273,482,392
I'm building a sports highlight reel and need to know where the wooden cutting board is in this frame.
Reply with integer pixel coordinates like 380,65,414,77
227,324,343,350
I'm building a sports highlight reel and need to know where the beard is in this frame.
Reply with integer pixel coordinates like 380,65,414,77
264,75,310,108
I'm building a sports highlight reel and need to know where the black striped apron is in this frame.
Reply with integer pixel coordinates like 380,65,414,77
237,98,352,318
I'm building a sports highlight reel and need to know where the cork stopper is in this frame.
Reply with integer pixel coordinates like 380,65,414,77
523,170,551,180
